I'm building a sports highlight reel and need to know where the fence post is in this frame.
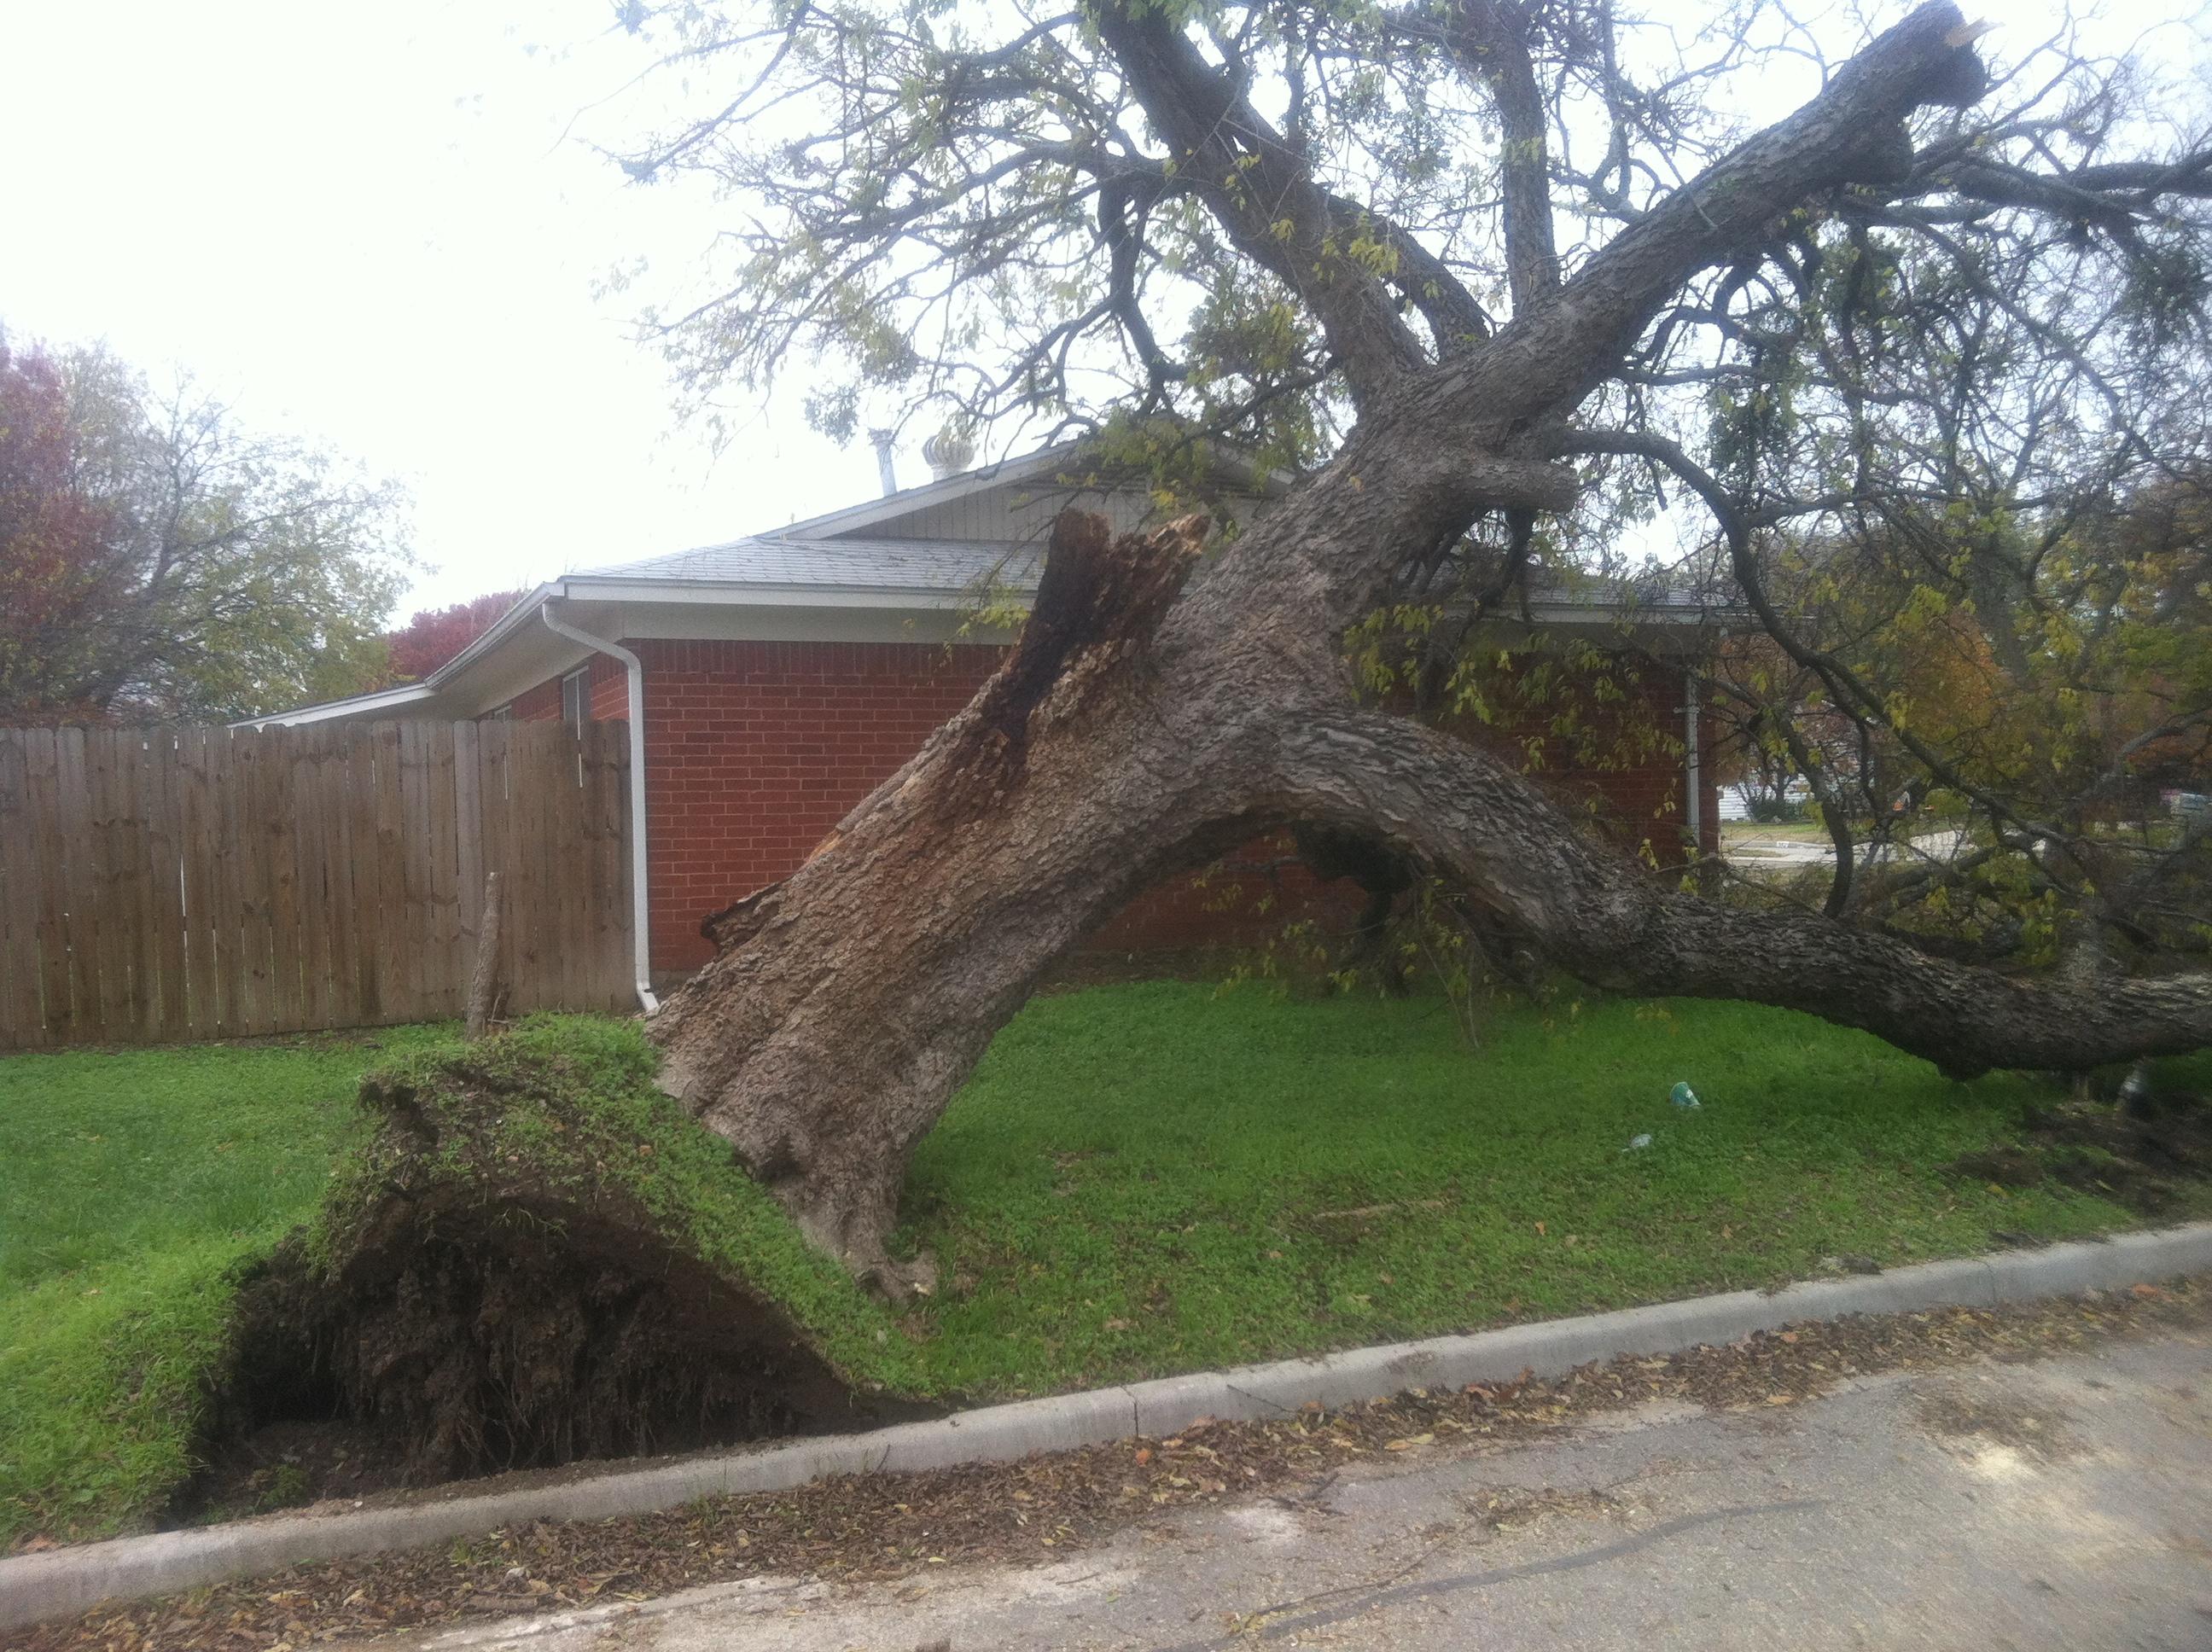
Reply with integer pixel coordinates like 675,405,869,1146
464,871,504,1041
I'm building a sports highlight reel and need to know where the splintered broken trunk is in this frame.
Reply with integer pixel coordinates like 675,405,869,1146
649,508,1281,1295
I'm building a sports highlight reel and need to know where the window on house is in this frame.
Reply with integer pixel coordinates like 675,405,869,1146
561,667,591,735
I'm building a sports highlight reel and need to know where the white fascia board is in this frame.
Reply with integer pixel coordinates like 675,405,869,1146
612,600,1016,647
1520,602,1723,628
234,682,439,728
565,580,1731,633
232,584,564,729
430,583,561,680
559,577,1030,611
1474,618,1736,658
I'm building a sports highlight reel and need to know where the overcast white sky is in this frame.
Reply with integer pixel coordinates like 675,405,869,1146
0,0,875,613
3,1,2203,616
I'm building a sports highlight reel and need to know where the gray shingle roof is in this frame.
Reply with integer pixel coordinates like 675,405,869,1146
572,538,1734,621
574,535,1044,596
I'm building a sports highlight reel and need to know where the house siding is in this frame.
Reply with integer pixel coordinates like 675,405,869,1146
882,480,1159,544
499,641,1720,977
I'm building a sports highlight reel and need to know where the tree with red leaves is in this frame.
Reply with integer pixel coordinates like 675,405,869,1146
385,590,526,683
0,330,409,724
0,340,119,724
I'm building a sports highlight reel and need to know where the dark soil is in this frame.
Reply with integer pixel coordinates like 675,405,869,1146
160,1025,940,1530
1911,1383,2084,1461
171,1196,927,1527
19,1278,2204,1652
1945,1087,2212,1214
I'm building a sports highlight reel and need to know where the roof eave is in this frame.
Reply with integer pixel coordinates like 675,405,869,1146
1516,602,1752,627
232,680,441,729
556,574,1036,608
432,582,560,679
234,583,562,728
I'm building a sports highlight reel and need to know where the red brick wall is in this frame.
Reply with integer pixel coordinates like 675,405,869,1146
509,677,563,721
509,660,625,725
1088,835,1371,953
496,641,1720,974
635,639,999,971
588,658,627,721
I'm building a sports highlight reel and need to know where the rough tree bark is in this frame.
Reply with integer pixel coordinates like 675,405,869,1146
464,871,502,1042
648,3,2212,1292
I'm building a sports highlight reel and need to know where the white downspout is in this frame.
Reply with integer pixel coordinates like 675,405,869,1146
543,602,661,1015
1684,669,1703,856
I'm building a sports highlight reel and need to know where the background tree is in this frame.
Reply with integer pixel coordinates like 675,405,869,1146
385,590,527,683
599,0,2212,1290
0,331,410,723
1678,203,2212,969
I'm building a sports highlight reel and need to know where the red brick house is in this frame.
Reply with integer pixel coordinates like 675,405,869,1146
259,442,1725,1004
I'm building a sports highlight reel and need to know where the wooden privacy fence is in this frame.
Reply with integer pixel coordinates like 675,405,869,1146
0,719,633,1050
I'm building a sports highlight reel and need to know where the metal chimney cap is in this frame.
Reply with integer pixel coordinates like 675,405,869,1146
921,423,975,482
868,428,898,497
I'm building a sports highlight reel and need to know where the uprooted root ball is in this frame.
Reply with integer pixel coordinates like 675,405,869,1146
189,1018,928,1502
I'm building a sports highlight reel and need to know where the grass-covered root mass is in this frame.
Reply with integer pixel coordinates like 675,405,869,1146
216,1017,924,1488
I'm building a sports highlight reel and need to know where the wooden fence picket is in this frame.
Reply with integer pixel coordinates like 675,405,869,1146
142,731,191,1043
0,734,43,1045
0,718,632,1049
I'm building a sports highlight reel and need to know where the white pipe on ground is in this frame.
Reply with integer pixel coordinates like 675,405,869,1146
542,602,661,1016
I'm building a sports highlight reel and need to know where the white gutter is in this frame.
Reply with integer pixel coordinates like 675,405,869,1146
541,602,660,1016
1684,670,1703,852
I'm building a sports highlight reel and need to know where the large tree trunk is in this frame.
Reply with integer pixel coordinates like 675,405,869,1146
648,3,2212,1290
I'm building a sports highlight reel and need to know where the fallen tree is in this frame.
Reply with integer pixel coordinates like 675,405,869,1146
615,0,2212,1290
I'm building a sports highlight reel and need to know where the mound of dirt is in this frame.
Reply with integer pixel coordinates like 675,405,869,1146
178,1021,928,1518
1946,1085,2212,1215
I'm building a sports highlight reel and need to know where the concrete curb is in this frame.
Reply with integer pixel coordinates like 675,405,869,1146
7,1223,2209,1632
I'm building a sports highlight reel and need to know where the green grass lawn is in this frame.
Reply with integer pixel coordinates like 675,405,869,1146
0,1027,449,1549
3,985,2202,1548
901,984,2206,1393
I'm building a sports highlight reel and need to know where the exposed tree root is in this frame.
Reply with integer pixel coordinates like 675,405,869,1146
206,1207,862,1492
182,1025,927,1505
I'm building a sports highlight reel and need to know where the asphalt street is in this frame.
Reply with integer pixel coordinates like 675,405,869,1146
370,1324,2212,1651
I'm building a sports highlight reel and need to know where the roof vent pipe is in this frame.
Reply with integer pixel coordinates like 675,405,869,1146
922,422,975,482
869,428,898,497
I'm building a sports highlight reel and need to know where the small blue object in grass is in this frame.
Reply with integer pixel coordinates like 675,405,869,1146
1623,1132,1655,1153
1670,1081,1701,1109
